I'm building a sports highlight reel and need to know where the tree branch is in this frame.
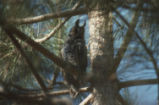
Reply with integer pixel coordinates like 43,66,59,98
3,30,47,93
25,87,90,98
7,8,87,24
3,81,63,93
111,10,139,74
0,91,72,105
0,87,90,100
132,19,159,105
0,91,43,105
134,26,159,82
119,79,157,89
79,93,94,105
0,23,79,77
35,0,83,43
114,7,159,80
47,87,90,96
35,18,69,43
0,86,89,105
115,7,159,102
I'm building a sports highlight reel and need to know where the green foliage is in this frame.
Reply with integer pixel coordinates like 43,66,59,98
0,0,68,88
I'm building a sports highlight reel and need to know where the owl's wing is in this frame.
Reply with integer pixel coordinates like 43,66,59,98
73,39,87,74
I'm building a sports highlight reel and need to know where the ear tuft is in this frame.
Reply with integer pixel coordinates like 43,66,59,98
81,20,86,27
75,19,80,27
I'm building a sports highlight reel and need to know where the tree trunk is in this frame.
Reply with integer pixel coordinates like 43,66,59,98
87,1,121,105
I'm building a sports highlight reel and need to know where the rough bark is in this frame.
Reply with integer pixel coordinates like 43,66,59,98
87,1,120,105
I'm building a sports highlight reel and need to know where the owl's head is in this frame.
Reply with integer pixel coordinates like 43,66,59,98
69,19,86,39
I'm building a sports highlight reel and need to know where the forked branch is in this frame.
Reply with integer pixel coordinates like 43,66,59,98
111,10,139,75
3,30,47,92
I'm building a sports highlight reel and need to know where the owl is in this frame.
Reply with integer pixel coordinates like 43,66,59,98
61,19,87,98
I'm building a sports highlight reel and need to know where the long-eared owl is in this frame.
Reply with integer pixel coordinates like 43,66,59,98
61,19,87,98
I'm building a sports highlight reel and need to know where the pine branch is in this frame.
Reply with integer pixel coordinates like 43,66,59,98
3,30,47,93
35,0,83,43
0,22,79,77
6,8,87,24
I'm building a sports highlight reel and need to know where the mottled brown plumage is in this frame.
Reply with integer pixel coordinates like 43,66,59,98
61,19,87,98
